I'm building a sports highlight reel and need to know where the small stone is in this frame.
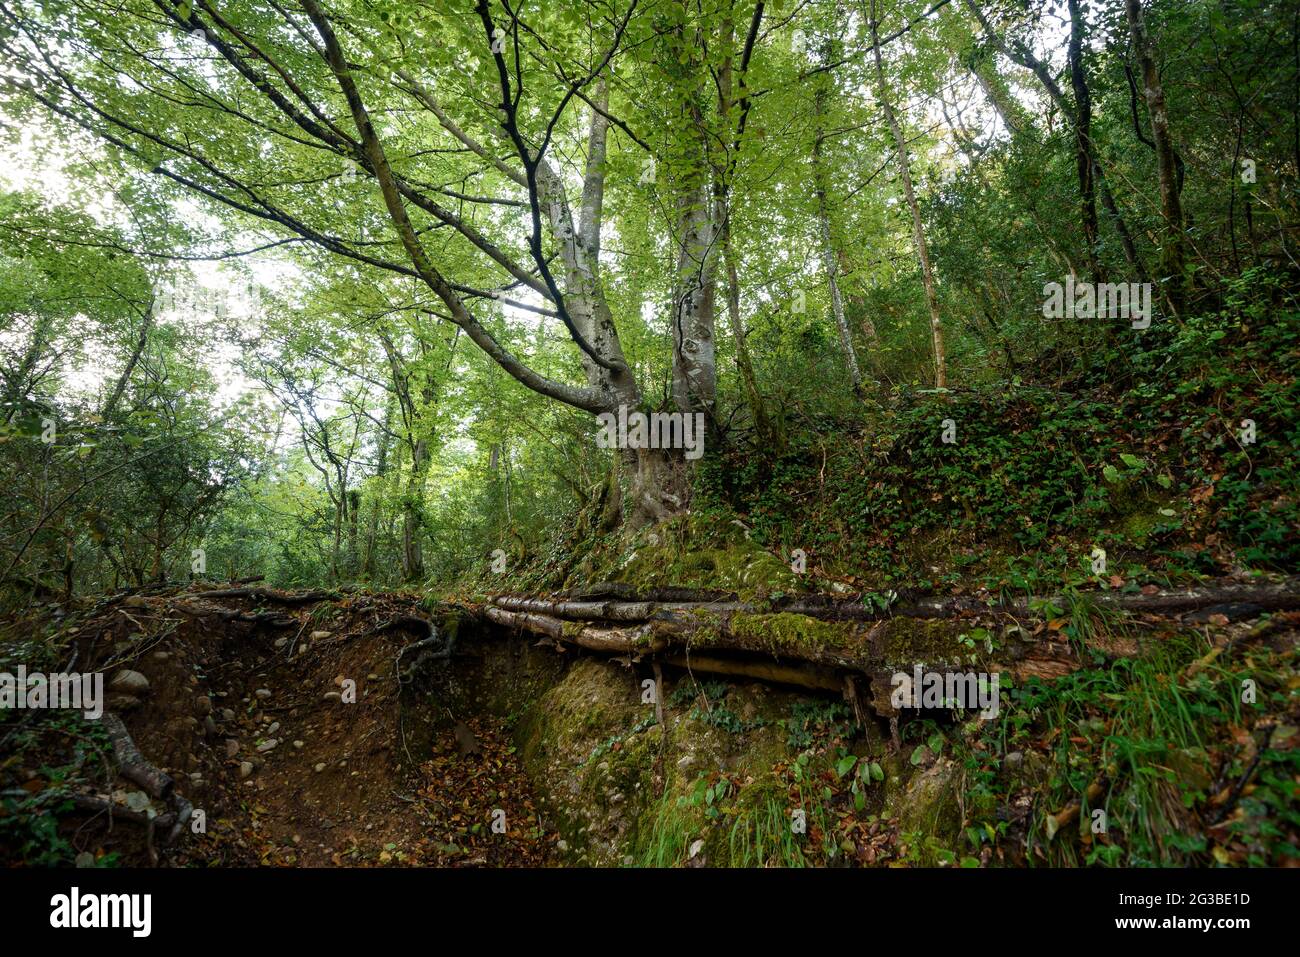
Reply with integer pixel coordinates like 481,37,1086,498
221,708,235,722
274,636,289,650
239,761,254,779
689,839,705,859
109,669,150,695
256,738,279,753
267,721,280,735
293,740,305,749
224,739,240,758
314,763,326,773
367,674,379,681
1004,751,1024,769
152,651,170,662
310,630,331,641
254,688,272,699
323,692,342,704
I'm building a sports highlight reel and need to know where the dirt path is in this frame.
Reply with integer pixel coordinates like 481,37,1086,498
20,589,556,867
181,609,554,867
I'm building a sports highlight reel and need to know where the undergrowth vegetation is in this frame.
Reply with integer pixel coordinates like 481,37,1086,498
690,284,1298,595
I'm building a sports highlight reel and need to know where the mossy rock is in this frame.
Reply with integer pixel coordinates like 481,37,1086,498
886,756,964,861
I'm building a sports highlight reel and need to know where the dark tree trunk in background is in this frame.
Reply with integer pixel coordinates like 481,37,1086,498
1126,0,1187,313
1067,0,1100,280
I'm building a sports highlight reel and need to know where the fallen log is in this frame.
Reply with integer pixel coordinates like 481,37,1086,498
483,606,651,656
488,597,680,622
563,582,737,603
491,577,1300,625
185,585,355,604
489,600,1020,677
480,577,1300,713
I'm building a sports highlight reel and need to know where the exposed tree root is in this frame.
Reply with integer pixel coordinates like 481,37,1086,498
494,577,1300,624
480,577,1300,716
80,713,194,857
101,712,173,799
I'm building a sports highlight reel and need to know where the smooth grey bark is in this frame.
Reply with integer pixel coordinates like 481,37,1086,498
812,85,863,389
870,0,947,388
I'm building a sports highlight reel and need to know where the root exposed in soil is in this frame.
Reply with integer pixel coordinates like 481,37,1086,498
0,585,554,868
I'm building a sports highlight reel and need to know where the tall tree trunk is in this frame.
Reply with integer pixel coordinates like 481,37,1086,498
538,79,688,526
401,436,427,582
721,223,775,445
965,47,1028,135
345,488,360,580
669,10,719,426
1126,0,1186,312
331,496,344,584
671,171,719,421
361,401,393,578
840,247,883,358
714,1,775,445
964,0,1147,285
102,298,154,419
3,314,54,424
812,84,864,390
1067,0,1100,279
870,1,947,389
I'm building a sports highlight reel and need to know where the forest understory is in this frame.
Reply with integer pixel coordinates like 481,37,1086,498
1,0,1298,876
4,556,1297,868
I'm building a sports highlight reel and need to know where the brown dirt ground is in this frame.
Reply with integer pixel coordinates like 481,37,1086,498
3,587,555,867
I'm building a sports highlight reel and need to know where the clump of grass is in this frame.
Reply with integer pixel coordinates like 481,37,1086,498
956,611,1295,866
